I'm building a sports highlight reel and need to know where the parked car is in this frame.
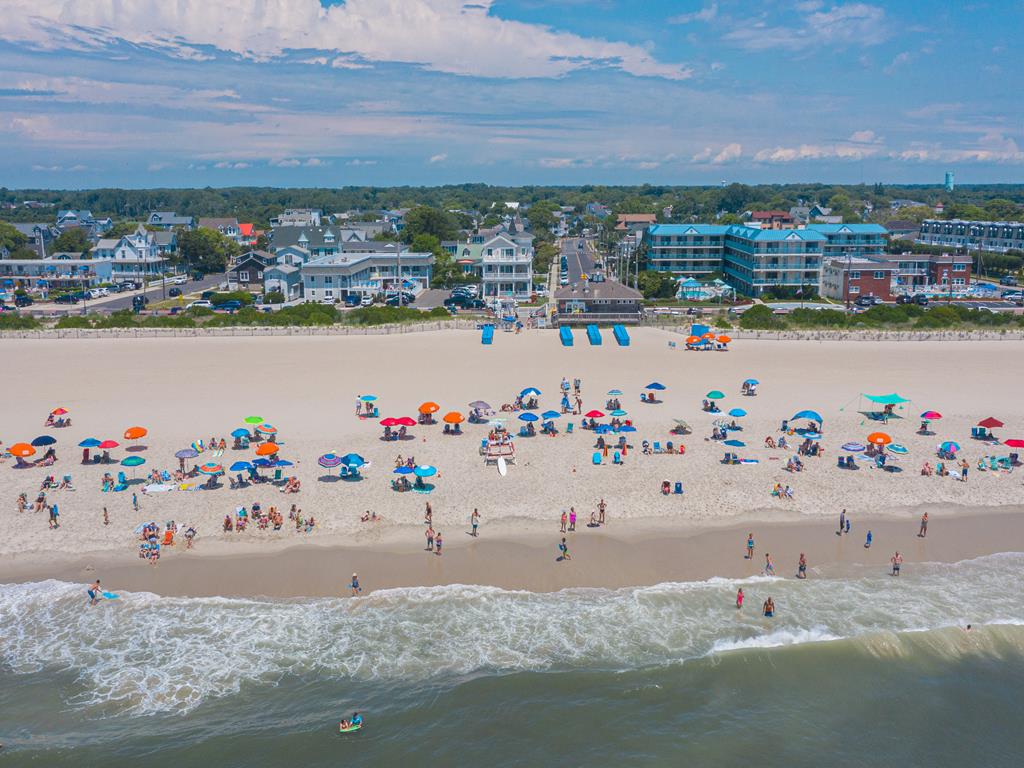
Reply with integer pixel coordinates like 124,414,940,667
187,300,213,309
54,293,79,304
914,294,929,306
170,276,188,285
361,295,374,307
896,294,913,305
318,297,337,305
344,294,361,307
168,287,182,297
14,294,33,307
853,295,875,307
559,277,569,286
217,300,243,311
999,275,1018,286
200,290,216,300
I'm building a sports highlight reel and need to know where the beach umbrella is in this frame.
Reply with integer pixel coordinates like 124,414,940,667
743,379,759,386
595,424,613,434
701,332,715,340
867,432,892,446
243,416,263,424
175,448,199,459
469,401,492,410
607,389,623,396
51,407,69,416
611,409,628,417
443,411,465,424
123,426,147,440
1005,439,1024,449
686,336,700,344
584,409,605,418
419,402,440,415
841,442,866,453
253,458,273,468
619,425,637,433
395,416,417,427
393,466,413,474
645,382,667,391
31,435,56,447
120,456,145,467
191,440,205,453
230,428,249,438
920,410,942,421
541,410,561,420
727,408,747,418
718,335,732,344
414,465,437,477
256,423,277,434
518,412,539,422
99,439,119,449
706,390,725,400
977,417,1004,429
272,459,294,468
724,439,745,447
255,442,279,456
9,443,35,458
340,453,366,468
230,461,253,472
520,387,541,397
318,453,343,468
359,394,378,402
791,410,823,424
803,432,822,441
487,418,507,428
197,462,224,475
380,417,400,427
888,444,909,455
940,441,961,453
78,438,101,448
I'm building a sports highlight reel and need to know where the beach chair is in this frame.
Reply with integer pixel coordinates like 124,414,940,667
971,427,985,440
519,426,530,438
666,441,674,453
566,422,574,434
652,441,662,454
673,481,683,494
339,465,350,478
1010,453,1020,466
837,456,847,468
616,436,627,451
613,451,622,465
592,452,602,466
274,468,283,482
989,456,998,471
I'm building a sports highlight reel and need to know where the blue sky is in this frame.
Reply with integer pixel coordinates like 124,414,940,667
0,0,1020,187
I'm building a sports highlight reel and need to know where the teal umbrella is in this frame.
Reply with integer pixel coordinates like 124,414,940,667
121,456,145,467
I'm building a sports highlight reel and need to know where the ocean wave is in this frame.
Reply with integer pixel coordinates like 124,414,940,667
3,553,1024,716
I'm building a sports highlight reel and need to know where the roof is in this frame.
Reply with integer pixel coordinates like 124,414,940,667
804,223,887,235
151,231,176,245
647,224,729,236
750,210,793,219
271,226,367,250
265,264,299,275
555,278,643,301
885,220,919,231
303,251,434,271
198,217,240,229
231,250,275,267
725,225,826,242
147,211,193,226
825,257,897,269
239,223,255,237
615,213,657,229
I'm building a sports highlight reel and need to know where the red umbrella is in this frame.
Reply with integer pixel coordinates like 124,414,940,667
395,416,417,427
584,410,605,419
99,439,120,449
977,417,1004,429
379,417,400,427
1005,439,1024,448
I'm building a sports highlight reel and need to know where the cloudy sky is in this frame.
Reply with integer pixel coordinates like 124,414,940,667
0,0,1021,187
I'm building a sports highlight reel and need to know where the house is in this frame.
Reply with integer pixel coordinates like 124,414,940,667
57,210,108,233
89,225,168,282
885,220,920,241
615,213,657,232
555,278,644,324
890,198,927,211
146,211,194,230
271,208,322,227
9,223,54,258
152,230,178,256
198,218,241,241
789,206,812,225
451,231,534,300
238,223,258,247
586,203,611,219
0,255,114,293
228,250,276,292
748,210,795,229
270,226,367,258
918,219,1024,253
821,257,899,302
264,264,302,301
301,251,434,303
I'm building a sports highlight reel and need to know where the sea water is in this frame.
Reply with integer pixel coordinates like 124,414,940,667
2,553,1024,766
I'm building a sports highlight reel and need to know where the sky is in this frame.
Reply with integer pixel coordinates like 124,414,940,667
0,0,1021,188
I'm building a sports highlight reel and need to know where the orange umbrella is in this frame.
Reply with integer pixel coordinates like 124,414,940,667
255,442,280,456
701,332,716,340
867,432,892,446
443,411,464,424
124,426,148,440
686,335,700,344
51,407,69,416
717,335,732,344
9,443,36,458
419,402,440,415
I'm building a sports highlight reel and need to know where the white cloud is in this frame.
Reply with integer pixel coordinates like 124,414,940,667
0,0,692,80
147,162,171,171
883,51,911,74
31,163,62,171
724,3,887,51
848,130,879,143
668,3,717,24
754,142,879,163
428,153,448,164
691,142,742,164
213,161,250,169
304,157,325,166
345,159,378,166
270,159,302,167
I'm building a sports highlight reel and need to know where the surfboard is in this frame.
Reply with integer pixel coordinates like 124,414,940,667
102,592,119,600
339,723,362,734
497,456,507,476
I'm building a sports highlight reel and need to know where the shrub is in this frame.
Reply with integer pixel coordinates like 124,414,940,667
55,315,93,329
264,291,285,304
0,313,42,330
209,291,254,306
739,304,786,330
788,308,846,327
914,306,960,329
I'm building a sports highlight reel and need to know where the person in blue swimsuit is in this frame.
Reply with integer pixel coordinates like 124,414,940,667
762,597,775,617
350,573,361,596
86,579,102,606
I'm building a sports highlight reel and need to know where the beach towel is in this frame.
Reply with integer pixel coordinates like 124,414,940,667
144,483,174,493
739,459,759,464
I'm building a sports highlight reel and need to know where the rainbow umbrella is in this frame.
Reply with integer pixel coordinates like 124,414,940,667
198,463,224,475
318,453,343,468
256,423,277,434
940,441,960,453
191,439,205,453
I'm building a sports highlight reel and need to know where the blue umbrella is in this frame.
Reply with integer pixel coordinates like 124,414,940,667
791,410,823,424
120,455,145,467
230,461,253,472
744,378,759,386
888,444,909,455
175,448,199,459
645,382,667,391
541,410,561,420
393,466,414,474
360,394,378,402
610,409,628,417
230,428,249,438
727,408,747,418
340,453,366,468
414,465,437,477
724,439,746,447
253,458,273,467
595,424,613,434
518,412,539,422
78,438,102,448
607,389,623,396
31,435,57,447
273,459,294,467
619,425,637,433
520,387,541,397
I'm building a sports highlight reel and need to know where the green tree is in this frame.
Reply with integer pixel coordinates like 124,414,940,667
0,222,28,254
739,304,786,330
178,229,240,273
636,270,677,299
401,206,458,243
52,228,91,254
107,221,142,239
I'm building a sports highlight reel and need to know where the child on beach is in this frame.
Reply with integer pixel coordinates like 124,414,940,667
736,588,744,609
764,553,775,576
865,530,873,549
569,508,576,532
746,533,754,560
560,511,567,533
558,537,571,561
797,553,807,579
470,509,480,537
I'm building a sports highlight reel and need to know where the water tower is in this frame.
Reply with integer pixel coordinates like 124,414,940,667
944,171,955,192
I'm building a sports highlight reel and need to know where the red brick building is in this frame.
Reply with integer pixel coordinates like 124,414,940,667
749,210,795,229
821,257,898,302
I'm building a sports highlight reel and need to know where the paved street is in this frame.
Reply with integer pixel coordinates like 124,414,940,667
25,273,227,315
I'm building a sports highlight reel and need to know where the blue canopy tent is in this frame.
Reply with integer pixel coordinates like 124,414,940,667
520,387,541,397
791,409,823,424
541,410,561,420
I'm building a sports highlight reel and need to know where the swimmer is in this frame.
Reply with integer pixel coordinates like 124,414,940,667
736,587,744,609
763,597,775,618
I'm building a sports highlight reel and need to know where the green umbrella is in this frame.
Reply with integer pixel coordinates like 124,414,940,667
244,416,264,424
706,390,725,400
121,456,146,467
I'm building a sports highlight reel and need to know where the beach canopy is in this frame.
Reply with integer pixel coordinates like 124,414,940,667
977,417,1004,429
607,389,623,396
230,461,253,472
1005,439,1024,449
867,432,892,446
359,394,378,402
888,444,909,455
619,425,637,432
791,410,823,423
469,400,492,410
518,412,538,422
255,443,279,456
318,453,343,468
443,411,464,424
340,453,366,468
198,463,224,475
520,387,541,397
30,435,56,447
395,416,417,427
99,440,119,449
256,423,277,434
78,438,101,448
645,382,667,391
393,466,413,474
584,409,605,419
940,441,961,453
724,439,745,447
841,442,866,453
864,393,910,405
243,416,263,424
541,410,561,420
9,443,35,458
419,401,440,415
920,411,942,421
123,426,148,440
743,379,759,386
120,456,146,467
414,465,437,477
175,448,199,459
611,409,628,417
51,407,69,415
727,408,747,418
230,428,249,438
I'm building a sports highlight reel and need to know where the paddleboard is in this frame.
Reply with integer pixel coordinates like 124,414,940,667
339,724,362,734
102,592,119,600
497,456,507,476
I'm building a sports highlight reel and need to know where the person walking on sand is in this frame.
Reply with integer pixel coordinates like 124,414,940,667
960,458,969,482
797,553,807,579
559,537,571,561
838,509,846,535
560,510,567,533
764,553,775,576
865,530,873,549
470,509,480,537
435,531,443,556
918,512,928,538
845,515,851,536
746,533,754,560
103,506,109,526
350,573,361,596
891,551,902,576
598,498,607,525
425,525,435,552
569,507,577,532
736,587,744,609
424,502,432,526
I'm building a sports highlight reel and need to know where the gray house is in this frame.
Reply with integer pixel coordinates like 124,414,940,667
264,264,302,301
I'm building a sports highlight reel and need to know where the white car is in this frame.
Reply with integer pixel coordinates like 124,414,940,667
187,300,213,309
170,276,188,285
319,297,337,305
559,277,569,286
360,295,374,306
88,288,108,299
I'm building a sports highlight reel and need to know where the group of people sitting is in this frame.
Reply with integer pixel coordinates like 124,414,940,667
797,439,822,457
382,425,409,441
763,435,790,450
44,413,72,428
223,502,285,532
82,449,114,465
921,458,970,479
605,397,623,411
642,440,684,455
39,474,74,491
771,483,795,499
640,392,659,403
701,399,721,413
786,455,804,472
442,422,463,435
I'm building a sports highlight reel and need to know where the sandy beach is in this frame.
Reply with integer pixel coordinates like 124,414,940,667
1,328,1023,583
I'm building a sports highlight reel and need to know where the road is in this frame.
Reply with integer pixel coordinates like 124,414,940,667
27,273,227,315
561,237,596,284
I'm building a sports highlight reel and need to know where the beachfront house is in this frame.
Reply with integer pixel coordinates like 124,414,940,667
263,264,303,301
198,218,241,242
821,257,899,302
722,227,824,296
451,229,535,300
270,225,367,259
228,250,276,293
0,255,113,295
643,224,728,278
918,219,1024,254
555,277,644,325
90,225,169,283
301,251,434,303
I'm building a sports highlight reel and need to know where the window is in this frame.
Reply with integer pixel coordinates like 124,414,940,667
849,285,860,294
325,276,333,284
873,271,885,279
953,263,966,271
850,271,861,279
238,270,249,282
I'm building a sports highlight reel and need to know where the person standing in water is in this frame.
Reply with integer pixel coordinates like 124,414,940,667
763,597,775,617
891,551,902,576
86,579,102,606
764,553,775,576
918,512,928,538
796,553,807,579
568,507,577,532
736,588,744,609
746,533,755,560
434,531,443,556
838,509,846,535
425,525,435,552
470,508,480,537
350,573,361,596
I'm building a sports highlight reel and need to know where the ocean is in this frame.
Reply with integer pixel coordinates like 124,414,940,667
2,553,1023,766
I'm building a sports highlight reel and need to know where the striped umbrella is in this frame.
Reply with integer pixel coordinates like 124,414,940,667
256,423,277,435
198,463,224,475
318,453,343,468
